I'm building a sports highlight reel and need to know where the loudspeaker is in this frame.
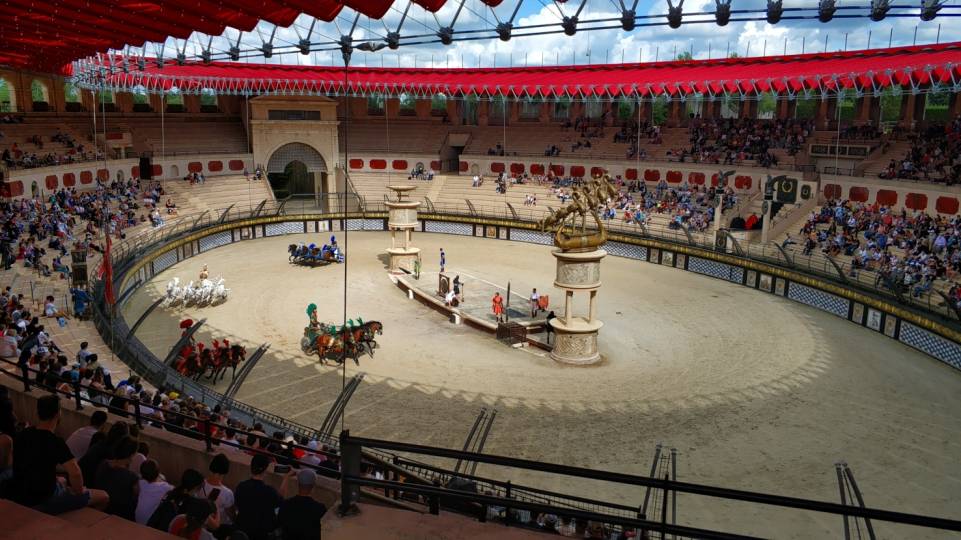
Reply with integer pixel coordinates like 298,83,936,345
71,264,88,288
140,157,153,180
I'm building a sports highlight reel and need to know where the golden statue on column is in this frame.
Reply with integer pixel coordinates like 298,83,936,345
537,175,618,365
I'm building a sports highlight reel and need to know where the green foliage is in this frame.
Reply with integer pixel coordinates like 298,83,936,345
200,88,217,107
757,92,777,119
31,80,48,103
924,91,950,122
63,83,81,103
652,95,669,125
879,87,902,123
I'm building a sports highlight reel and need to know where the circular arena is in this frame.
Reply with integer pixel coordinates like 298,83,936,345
3,2,961,539
124,227,961,535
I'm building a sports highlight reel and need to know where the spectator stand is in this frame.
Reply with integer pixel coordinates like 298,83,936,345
0,357,656,535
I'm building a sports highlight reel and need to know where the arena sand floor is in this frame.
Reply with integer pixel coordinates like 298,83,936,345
123,231,961,538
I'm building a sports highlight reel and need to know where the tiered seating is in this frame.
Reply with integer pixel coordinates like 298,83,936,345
461,124,644,160
338,120,450,154
134,117,247,154
430,174,555,218
859,140,913,177
0,116,93,164
161,174,275,216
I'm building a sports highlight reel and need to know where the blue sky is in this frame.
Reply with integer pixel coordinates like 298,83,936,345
134,0,961,69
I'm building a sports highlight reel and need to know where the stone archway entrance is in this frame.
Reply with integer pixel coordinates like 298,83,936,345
266,142,329,207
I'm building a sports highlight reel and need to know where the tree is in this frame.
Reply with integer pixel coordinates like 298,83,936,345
728,52,740,59
676,51,693,61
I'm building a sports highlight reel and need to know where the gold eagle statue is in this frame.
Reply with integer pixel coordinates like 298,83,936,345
538,174,619,251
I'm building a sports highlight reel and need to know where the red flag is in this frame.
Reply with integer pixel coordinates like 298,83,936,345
104,231,115,306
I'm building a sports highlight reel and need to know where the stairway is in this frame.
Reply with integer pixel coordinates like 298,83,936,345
160,174,275,217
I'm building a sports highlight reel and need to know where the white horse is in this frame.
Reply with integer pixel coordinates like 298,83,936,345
161,276,230,308
210,278,230,302
162,277,183,307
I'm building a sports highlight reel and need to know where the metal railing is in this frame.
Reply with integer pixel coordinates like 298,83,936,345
339,433,961,539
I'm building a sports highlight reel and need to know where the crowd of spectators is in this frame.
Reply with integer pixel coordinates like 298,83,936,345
1,128,100,170
600,178,733,233
666,117,813,166
793,198,961,304
0,390,330,539
877,116,961,184
0,176,179,282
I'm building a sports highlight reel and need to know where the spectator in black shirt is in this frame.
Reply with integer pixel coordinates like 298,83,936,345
11,394,108,513
95,435,140,520
278,469,326,540
79,421,130,483
234,454,292,540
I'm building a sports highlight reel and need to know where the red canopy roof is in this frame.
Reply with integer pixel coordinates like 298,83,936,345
0,0,503,72
80,42,961,99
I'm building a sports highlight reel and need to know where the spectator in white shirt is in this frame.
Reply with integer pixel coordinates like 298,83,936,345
66,410,108,458
76,341,92,364
192,454,236,527
135,459,173,524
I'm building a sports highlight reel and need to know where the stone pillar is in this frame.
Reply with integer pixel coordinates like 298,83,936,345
540,101,552,123
817,99,830,130
385,185,422,273
778,98,790,119
669,100,680,126
549,249,607,365
857,95,873,123
479,100,490,126
903,94,916,127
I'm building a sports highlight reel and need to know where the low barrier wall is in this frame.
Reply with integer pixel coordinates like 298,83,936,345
112,211,961,373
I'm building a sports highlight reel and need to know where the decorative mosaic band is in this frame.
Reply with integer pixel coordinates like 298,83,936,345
199,231,232,252
787,282,850,319
425,220,473,236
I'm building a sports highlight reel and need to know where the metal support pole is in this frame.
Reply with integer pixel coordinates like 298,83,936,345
836,463,850,540
73,381,83,411
339,430,362,516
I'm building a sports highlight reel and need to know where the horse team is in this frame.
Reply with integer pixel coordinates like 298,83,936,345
174,340,248,383
301,321,383,366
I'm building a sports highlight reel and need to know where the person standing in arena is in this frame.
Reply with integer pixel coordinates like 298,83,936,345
492,292,505,323
439,248,446,273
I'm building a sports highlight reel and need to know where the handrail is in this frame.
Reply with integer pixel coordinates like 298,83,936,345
825,256,850,284
277,195,292,215
218,203,237,223
252,199,268,217
773,241,795,267
505,202,519,220
341,433,961,534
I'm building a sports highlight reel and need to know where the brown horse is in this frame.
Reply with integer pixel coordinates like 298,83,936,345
346,321,383,356
312,330,362,366
209,344,247,384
